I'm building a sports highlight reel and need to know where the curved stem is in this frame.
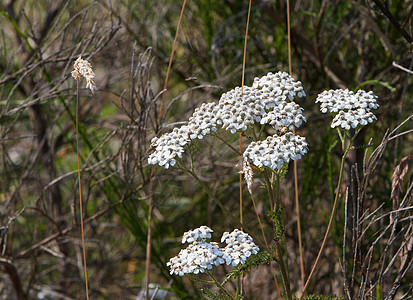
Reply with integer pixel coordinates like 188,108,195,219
300,133,356,298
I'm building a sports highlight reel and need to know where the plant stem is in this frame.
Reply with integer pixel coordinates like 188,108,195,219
145,172,154,300
263,172,292,300
206,270,235,300
76,81,89,300
300,133,356,299
157,0,187,127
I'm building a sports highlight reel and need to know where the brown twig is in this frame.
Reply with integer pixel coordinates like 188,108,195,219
370,0,413,43
0,258,26,300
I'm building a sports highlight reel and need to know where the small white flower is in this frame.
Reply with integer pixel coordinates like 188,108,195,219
71,56,97,94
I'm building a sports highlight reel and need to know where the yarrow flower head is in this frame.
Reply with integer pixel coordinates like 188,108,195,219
316,89,378,129
167,241,225,276
243,132,308,170
167,226,260,276
148,72,307,170
182,225,213,243
71,56,97,94
221,229,260,267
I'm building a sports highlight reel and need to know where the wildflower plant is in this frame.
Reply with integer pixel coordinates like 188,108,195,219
150,69,381,299
301,89,379,296
149,71,308,298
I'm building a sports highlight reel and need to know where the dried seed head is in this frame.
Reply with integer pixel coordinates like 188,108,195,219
71,56,97,94
241,157,254,194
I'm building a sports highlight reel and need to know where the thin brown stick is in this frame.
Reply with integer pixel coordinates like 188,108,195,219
76,80,89,300
240,0,252,292
287,0,306,287
157,0,187,126
241,0,252,94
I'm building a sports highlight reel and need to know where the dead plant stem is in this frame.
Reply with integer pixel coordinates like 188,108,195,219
157,0,187,126
76,81,89,300
287,0,306,287
240,1,252,292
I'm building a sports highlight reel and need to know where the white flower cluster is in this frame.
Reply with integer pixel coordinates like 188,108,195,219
331,109,377,130
221,229,260,267
167,241,225,276
148,103,219,169
149,72,307,169
243,132,308,170
260,102,306,131
71,56,97,94
182,225,213,243
252,71,306,99
316,89,378,129
167,226,259,276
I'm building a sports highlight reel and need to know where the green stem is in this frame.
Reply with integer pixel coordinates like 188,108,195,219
300,132,358,299
212,132,241,155
263,172,292,300
206,270,235,300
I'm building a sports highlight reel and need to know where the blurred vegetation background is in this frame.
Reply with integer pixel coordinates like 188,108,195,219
0,0,412,299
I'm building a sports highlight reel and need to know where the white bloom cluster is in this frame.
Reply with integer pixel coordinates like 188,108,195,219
147,126,189,169
331,109,377,130
316,89,378,129
167,226,259,276
167,241,225,276
216,86,266,133
148,72,307,169
148,103,219,169
243,132,308,170
260,102,306,131
252,71,306,99
71,56,97,94
221,229,260,267
182,225,213,243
